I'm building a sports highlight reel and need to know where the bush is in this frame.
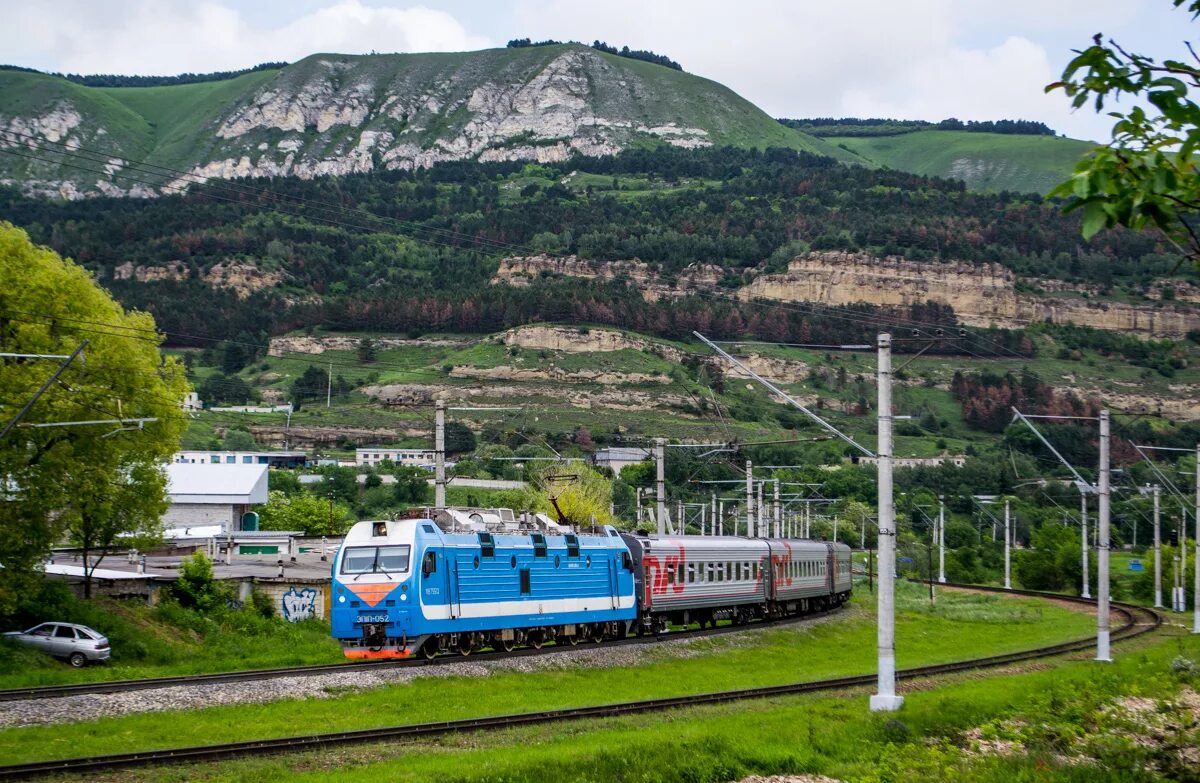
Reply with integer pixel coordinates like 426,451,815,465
249,590,275,619
169,552,235,612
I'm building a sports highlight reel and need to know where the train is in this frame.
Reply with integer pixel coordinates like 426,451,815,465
330,509,852,659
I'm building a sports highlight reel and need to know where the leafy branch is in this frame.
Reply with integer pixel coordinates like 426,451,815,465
1046,0,1200,267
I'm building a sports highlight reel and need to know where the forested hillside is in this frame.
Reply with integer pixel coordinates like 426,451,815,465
0,145,1186,351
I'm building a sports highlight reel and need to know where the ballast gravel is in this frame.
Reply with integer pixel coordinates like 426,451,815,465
0,623,809,729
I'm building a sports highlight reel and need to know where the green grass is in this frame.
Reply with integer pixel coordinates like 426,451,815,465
0,593,343,691
101,626,1199,783
829,130,1096,194
0,582,1096,764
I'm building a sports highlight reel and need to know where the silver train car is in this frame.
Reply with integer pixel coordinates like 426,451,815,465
619,533,852,633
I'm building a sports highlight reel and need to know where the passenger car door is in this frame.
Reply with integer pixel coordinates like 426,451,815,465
23,624,54,652
50,625,77,656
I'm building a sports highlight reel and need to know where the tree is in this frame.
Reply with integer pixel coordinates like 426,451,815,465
392,466,431,504
198,373,254,405
290,365,328,405
258,490,354,535
444,421,477,454
223,428,257,451
67,461,167,598
1047,0,1200,266
0,223,188,613
356,337,378,363
509,464,618,527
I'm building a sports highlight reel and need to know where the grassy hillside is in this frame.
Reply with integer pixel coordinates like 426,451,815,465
0,46,853,194
828,130,1096,194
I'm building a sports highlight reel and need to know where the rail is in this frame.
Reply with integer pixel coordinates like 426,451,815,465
0,585,1161,781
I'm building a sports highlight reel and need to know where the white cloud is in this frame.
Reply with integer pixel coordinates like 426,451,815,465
509,0,1141,141
0,0,492,75
0,0,1177,142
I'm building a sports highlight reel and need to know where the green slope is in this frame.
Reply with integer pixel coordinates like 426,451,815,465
0,45,855,194
97,69,282,170
827,130,1096,194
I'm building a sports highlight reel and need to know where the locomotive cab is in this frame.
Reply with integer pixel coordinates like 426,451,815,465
331,518,431,659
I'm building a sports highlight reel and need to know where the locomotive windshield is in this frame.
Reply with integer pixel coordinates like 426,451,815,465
341,545,411,574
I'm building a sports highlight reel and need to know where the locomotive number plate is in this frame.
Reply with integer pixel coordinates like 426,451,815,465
357,613,388,624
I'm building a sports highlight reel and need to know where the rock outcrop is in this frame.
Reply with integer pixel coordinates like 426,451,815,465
4,45,798,198
741,253,1200,338
494,252,1200,338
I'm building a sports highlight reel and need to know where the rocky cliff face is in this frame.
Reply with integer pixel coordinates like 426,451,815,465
741,253,1200,337
1,45,820,198
496,252,1200,338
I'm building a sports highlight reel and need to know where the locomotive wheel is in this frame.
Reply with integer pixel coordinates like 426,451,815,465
500,637,516,652
591,625,605,643
420,639,439,661
528,630,544,649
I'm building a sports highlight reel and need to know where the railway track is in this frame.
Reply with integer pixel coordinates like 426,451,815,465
0,585,1161,781
0,602,845,703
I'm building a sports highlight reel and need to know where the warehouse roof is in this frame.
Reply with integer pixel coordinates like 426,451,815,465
165,463,269,505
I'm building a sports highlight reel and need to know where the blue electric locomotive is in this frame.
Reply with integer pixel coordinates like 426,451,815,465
331,517,637,659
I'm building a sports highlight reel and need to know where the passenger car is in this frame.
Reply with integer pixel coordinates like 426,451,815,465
3,622,111,667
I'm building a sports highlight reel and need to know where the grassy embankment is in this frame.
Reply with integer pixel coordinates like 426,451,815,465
115,626,1198,783
0,582,1096,763
0,590,342,690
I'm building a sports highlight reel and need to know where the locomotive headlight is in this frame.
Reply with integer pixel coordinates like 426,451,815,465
400,594,408,601
338,595,346,603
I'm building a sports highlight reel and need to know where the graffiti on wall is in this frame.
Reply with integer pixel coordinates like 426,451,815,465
281,587,318,622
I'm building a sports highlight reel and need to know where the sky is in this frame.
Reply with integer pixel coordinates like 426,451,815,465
0,0,1189,141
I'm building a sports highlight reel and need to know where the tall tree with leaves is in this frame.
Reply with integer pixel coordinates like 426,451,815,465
0,222,188,611
1047,0,1200,266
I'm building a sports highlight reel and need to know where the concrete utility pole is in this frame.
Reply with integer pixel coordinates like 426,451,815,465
757,481,765,538
1194,444,1199,634
1097,409,1112,662
718,500,725,536
938,496,946,584
773,479,781,538
434,399,447,510
677,500,684,535
1153,485,1162,608
870,332,903,712
1082,493,1092,600
745,460,755,538
711,493,717,537
655,438,667,535
1004,498,1012,590
636,488,643,528
326,362,333,408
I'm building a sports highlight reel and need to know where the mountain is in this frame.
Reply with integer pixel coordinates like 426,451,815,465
826,130,1095,194
0,45,855,198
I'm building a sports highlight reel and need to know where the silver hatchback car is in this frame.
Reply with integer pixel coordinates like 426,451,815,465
3,622,111,667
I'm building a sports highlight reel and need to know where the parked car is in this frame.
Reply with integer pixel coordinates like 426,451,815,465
2,623,110,667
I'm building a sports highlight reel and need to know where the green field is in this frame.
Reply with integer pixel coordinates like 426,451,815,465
0,582,1097,764
103,625,1194,783
828,130,1096,194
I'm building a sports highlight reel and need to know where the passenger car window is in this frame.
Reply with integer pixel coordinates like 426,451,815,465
28,624,52,637
54,625,75,639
